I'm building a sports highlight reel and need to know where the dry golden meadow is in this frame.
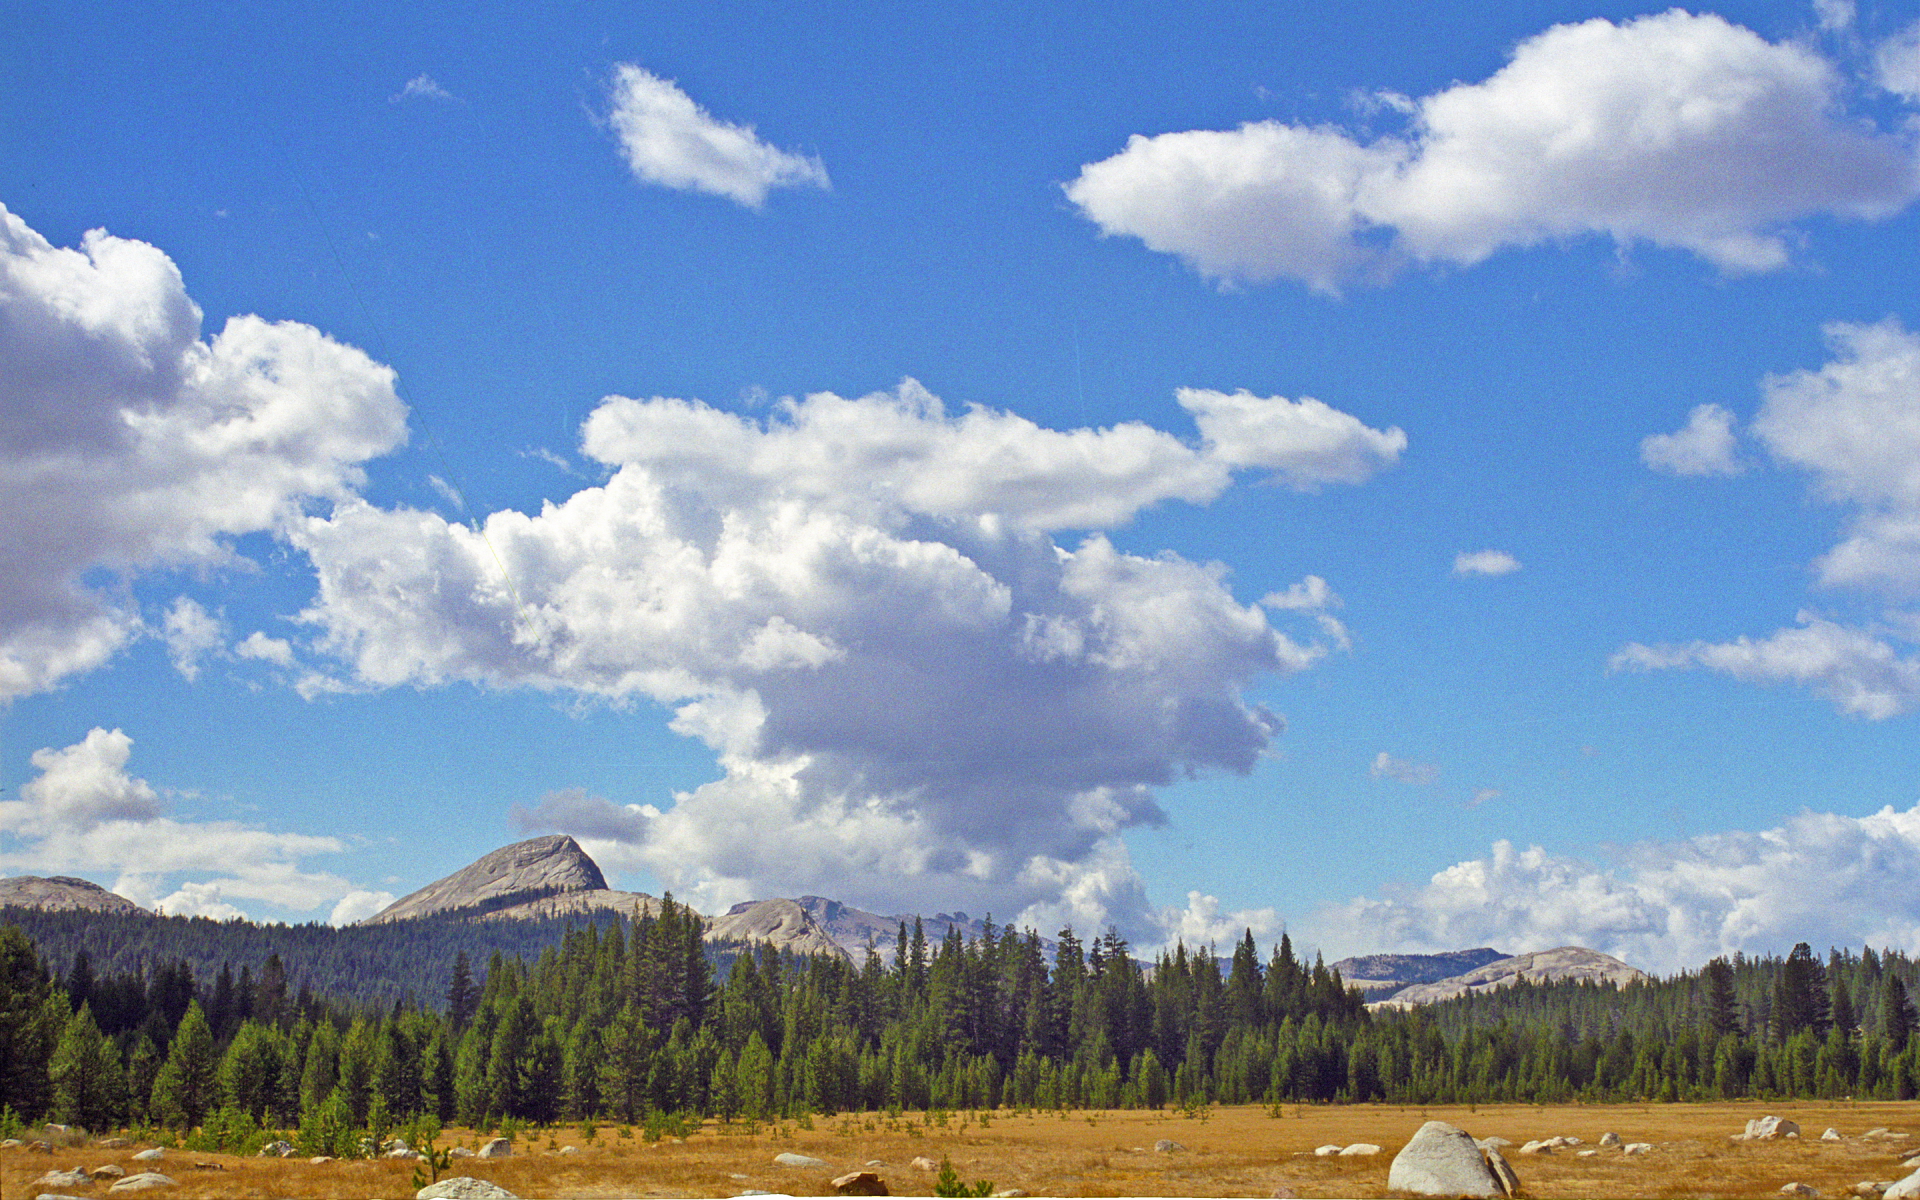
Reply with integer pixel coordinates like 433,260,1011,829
9,1103,1920,1199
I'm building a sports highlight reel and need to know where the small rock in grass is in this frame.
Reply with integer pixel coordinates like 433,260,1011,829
1313,1144,1342,1157
775,1152,827,1168
30,1169,91,1189
1155,1139,1184,1153
1780,1185,1818,1198
416,1178,523,1200
1577,1149,1599,1158
1624,1142,1653,1155
832,1170,888,1195
477,1138,511,1159
1519,1140,1553,1155
1340,1143,1381,1157
132,1148,164,1162
108,1173,179,1192
911,1156,940,1171
1827,1130,1845,1141
1600,1132,1621,1147
92,1164,127,1179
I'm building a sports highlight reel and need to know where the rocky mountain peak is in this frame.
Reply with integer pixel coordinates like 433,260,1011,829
361,834,607,925
0,874,146,915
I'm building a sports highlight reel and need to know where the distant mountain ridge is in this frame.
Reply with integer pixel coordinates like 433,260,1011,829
791,895,1060,961
0,874,145,915
1329,947,1510,999
1370,946,1648,1008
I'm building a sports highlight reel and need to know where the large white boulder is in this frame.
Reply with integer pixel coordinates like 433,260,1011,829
417,1179,522,1200
477,1138,512,1159
1387,1121,1510,1199
1883,1170,1920,1200
1746,1116,1802,1141
775,1152,828,1168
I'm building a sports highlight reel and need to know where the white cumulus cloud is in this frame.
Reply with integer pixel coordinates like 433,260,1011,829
607,65,829,209
1067,11,1920,292
1641,402,1745,476
1452,549,1520,577
0,728,378,920
301,381,1395,938
0,204,408,701
1878,20,1920,102
1620,319,1920,717
1370,751,1440,786
1309,803,1920,973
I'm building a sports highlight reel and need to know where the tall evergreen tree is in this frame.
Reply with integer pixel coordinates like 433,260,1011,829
151,1001,218,1130
446,952,480,1032
49,1002,124,1132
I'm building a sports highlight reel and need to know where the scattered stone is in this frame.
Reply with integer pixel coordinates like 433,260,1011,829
416,1178,523,1200
109,1174,178,1193
1487,1150,1520,1198
1600,1132,1621,1147
1577,1149,1599,1158
1853,1183,1890,1198
477,1138,512,1159
990,1192,1028,1199
865,1160,887,1168
46,1125,70,1136
91,1165,126,1180
132,1148,165,1162
1387,1121,1508,1199
1886,1171,1920,1200
28,1140,52,1152
1791,1132,1804,1140
1519,1139,1554,1155
1477,1136,1513,1150
387,1147,423,1158
0,1138,20,1147
1155,1139,1184,1153
259,1140,296,1157
97,1138,130,1149
1624,1143,1653,1155
308,1156,333,1164
448,1147,474,1158
557,1145,580,1155
832,1170,888,1195
187,1161,223,1171
1746,1116,1803,1141
387,1137,412,1152
1781,1185,1819,1198
1556,1136,1583,1147
1868,1129,1893,1140
775,1152,828,1168
1313,1145,1342,1157
911,1156,940,1171
30,1169,91,1189
1827,1130,1846,1141
1340,1143,1382,1157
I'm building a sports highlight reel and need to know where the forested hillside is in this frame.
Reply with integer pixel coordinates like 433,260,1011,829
5,905,1920,1156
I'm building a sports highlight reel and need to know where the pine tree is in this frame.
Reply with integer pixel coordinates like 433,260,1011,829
0,924,61,1119
152,1001,218,1130
446,952,480,1033
49,1002,124,1132
1703,958,1741,1037
1884,974,1916,1051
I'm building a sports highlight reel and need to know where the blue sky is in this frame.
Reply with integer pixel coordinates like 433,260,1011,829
5,0,1920,972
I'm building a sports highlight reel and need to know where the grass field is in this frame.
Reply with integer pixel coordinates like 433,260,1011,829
7,1102,1920,1198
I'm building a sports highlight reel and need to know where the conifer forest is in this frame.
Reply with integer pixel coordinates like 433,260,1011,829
4,902,1920,1155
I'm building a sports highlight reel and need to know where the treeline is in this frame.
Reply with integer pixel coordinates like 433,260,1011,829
12,909,1920,1149
0,904,713,1011
1363,943,1920,1104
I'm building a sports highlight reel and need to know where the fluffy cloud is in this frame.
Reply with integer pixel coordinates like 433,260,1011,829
1641,403,1744,476
607,65,829,208
1879,21,1920,101
0,204,408,700
1622,320,1920,716
300,382,1395,937
1370,751,1439,786
1613,610,1920,719
0,728,372,920
1067,11,1920,291
1310,804,1920,973
1452,549,1519,577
